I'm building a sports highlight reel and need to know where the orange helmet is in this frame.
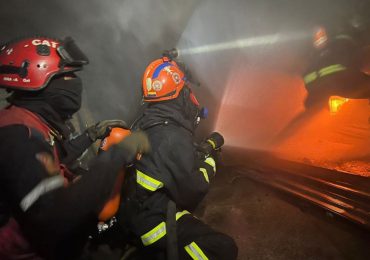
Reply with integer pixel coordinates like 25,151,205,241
142,57,186,102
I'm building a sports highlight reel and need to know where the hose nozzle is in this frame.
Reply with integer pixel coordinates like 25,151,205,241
197,132,225,157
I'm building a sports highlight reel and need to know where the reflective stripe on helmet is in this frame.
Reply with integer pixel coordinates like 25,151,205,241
152,62,173,79
141,210,190,246
136,169,164,191
184,242,209,260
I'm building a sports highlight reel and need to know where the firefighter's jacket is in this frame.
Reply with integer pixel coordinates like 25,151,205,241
0,105,129,259
131,99,216,209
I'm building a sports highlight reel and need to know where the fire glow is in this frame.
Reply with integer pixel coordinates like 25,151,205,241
328,96,349,115
214,67,370,176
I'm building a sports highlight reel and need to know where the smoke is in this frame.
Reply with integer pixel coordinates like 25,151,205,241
0,0,366,151
172,0,366,141
0,0,198,125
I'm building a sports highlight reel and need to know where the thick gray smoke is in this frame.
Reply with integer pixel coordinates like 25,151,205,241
173,0,366,143
0,0,365,139
0,0,198,127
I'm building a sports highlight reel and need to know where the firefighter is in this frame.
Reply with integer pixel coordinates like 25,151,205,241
275,17,370,141
302,21,370,108
0,36,149,259
118,57,238,259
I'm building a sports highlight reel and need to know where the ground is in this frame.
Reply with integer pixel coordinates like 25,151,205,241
198,163,370,260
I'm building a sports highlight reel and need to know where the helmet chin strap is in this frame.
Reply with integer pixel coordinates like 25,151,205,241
194,107,208,127
195,116,201,127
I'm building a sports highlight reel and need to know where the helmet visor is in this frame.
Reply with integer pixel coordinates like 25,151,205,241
57,37,89,66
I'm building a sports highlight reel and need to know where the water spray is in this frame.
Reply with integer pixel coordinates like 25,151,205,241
167,32,309,58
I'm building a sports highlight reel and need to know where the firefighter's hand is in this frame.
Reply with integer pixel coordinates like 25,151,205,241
115,131,150,164
86,120,128,141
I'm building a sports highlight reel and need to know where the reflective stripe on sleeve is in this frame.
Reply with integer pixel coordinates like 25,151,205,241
304,64,346,84
206,139,216,149
141,210,190,246
136,169,164,191
184,242,209,260
176,210,190,220
199,168,209,183
20,175,65,211
303,71,318,84
141,221,166,246
318,64,346,77
204,157,216,172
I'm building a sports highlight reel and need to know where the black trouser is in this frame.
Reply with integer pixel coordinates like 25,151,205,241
118,191,238,260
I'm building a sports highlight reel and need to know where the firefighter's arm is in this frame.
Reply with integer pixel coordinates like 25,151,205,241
60,119,129,165
24,131,149,219
1,127,148,245
164,136,213,211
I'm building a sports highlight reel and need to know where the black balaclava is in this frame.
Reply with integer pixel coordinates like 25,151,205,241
9,74,82,137
133,86,200,133
41,75,82,120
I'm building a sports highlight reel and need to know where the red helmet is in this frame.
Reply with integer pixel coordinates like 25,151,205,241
0,36,89,91
142,57,187,102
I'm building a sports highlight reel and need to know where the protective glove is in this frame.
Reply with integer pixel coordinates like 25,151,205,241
86,120,128,141
198,156,216,183
114,131,150,165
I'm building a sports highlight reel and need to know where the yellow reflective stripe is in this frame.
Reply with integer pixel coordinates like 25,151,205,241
335,34,354,41
304,64,346,84
318,64,346,77
184,242,209,260
199,168,209,183
303,71,318,84
206,139,216,149
204,157,216,172
176,210,190,220
141,222,166,246
136,170,164,191
141,211,190,246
